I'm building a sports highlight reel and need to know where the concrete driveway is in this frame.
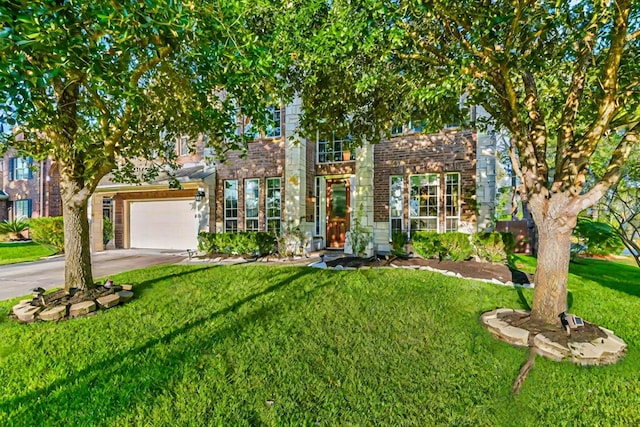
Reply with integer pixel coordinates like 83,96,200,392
0,249,187,301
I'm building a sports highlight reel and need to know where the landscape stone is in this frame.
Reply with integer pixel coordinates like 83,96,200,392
13,304,42,322
40,305,67,321
533,334,571,361
96,293,120,309
118,290,134,303
121,284,133,291
70,301,97,317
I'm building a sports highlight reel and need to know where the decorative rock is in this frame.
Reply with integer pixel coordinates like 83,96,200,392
121,284,134,291
13,304,42,323
40,305,67,322
70,301,97,318
96,293,120,309
118,290,134,303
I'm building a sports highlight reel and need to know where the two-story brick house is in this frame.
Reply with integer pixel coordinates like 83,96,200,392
0,149,62,223
90,97,496,253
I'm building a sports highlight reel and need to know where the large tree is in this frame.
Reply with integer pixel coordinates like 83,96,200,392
283,0,639,327
0,0,283,291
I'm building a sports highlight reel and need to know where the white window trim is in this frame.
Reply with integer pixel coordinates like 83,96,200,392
265,106,282,138
266,177,281,234
224,180,238,233
245,178,260,232
389,175,404,240
444,172,461,232
409,173,440,235
316,131,353,164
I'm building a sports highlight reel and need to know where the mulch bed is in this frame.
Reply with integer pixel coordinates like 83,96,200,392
499,310,607,347
326,255,534,285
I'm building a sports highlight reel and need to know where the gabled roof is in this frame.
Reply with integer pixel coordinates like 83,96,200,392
0,190,9,201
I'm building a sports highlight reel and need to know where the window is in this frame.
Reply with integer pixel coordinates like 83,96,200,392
391,124,404,136
224,180,238,233
389,176,404,239
241,114,259,140
102,197,113,220
409,174,439,235
179,136,190,156
317,132,354,164
245,179,259,232
445,173,461,231
14,199,32,219
409,119,426,133
9,157,33,181
315,177,321,236
265,106,282,138
266,178,281,234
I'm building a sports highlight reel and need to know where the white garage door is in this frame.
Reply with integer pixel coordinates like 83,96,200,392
129,199,199,250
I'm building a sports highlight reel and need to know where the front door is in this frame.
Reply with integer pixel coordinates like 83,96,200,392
326,179,350,248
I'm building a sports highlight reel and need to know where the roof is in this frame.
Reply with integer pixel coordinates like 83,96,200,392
0,190,8,201
97,164,215,189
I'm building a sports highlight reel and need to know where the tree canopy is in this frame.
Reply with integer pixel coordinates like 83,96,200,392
0,0,285,290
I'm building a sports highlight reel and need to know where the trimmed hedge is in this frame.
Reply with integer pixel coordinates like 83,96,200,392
198,232,276,256
29,217,65,253
411,231,515,264
412,231,473,261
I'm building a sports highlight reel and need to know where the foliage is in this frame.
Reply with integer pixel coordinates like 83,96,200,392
0,0,286,290
412,231,473,261
0,259,639,424
473,232,516,264
197,232,276,256
391,230,409,254
573,217,625,257
102,217,113,246
275,226,310,257
0,241,57,265
282,0,639,324
346,204,372,257
0,218,29,238
28,217,65,253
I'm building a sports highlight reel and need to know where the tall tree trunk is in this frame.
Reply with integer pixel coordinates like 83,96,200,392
530,219,573,327
61,182,94,292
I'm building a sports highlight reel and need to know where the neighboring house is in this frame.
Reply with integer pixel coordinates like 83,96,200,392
0,149,62,222
91,98,496,252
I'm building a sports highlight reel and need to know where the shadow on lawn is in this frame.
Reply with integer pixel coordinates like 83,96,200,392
0,267,333,425
569,258,640,299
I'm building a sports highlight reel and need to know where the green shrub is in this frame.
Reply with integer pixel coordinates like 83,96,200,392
0,218,29,239
473,232,517,264
411,231,443,259
573,217,624,256
391,230,409,254
28,217,65,252
103,217,114,245
276,226,310,257
439,232,474,261
346,204,372,257
197,232,276,256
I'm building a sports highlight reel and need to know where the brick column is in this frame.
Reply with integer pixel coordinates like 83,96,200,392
353,141,375,256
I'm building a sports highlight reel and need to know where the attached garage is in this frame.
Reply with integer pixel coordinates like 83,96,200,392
129,199,199,250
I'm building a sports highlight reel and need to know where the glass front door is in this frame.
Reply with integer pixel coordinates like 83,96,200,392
326,179,350,248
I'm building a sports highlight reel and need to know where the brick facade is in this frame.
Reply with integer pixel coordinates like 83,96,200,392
372,130,477,228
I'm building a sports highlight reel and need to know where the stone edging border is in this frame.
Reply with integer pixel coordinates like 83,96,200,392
481,308,627,365
12,285,134,323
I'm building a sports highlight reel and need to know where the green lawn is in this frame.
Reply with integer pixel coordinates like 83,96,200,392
0,257,638,425
0,241,58,265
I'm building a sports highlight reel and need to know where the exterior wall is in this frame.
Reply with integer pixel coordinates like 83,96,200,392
372,130,477,249
0,151,62,221
214,139,285,233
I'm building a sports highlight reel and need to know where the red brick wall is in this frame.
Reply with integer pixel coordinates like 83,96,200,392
215,139,285,231
373,130,477,227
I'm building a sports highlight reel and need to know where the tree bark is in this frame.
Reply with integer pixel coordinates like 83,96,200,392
61,184,94,292
530,218,574,327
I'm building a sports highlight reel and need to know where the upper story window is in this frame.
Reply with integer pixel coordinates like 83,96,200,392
390,124,404,136
265,106,282,138
317,132,354,164
9,157,33,181
179,136,191,156
409,119,426,133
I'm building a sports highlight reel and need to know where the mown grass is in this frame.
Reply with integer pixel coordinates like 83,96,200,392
0,257,638,426
0,242,58,265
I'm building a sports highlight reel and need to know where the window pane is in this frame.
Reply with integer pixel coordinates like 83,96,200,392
245,179,259,220
224,180,238,232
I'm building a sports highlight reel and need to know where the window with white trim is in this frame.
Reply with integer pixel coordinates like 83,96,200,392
245,179,259,232
265,106,282,138
317,132,353,164
389,176,404,239
179,136,190,156
409,174,439,235
266,178,281,234
14,199,32,219
390,124,404,136
315,177,321,236
445,173,461,231
224,180,238,233
9,157,32,181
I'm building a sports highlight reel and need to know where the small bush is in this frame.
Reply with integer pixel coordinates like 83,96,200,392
103,217,114,245
197,232,276,256
276,227,310,257
439,232,474,261
0,218,29,239
473,232,517,264
573,217,624,256
411,231,443,259
29,217,65,252
391,230,409,254
346,204,372,257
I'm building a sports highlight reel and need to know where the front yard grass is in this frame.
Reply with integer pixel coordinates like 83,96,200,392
0,242,58,265
0,257,638,425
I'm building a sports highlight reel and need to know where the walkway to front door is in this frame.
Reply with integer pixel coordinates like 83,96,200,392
326,178,350,248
